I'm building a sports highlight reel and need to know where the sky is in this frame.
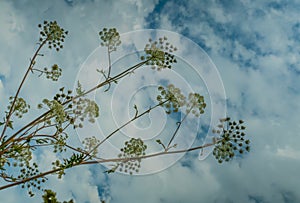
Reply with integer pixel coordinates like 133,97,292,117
0,0,300,202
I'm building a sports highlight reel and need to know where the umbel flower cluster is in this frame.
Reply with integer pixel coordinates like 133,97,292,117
19,163,46,197
0,141,45,197
156,84,206,116
6,96,30,119
43,64,62,81
157,84,186,114
212,118,250,163
186,93,206,117
107,138,147,175
82,136,101,158
38,20,68,51
99,28,121,52
140,36,178,70
38,87,72,125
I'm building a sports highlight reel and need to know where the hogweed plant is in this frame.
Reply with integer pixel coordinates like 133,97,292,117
0,21,250,201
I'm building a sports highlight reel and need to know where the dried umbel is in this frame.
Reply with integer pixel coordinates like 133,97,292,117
19,163,46,196
140,36,177,70
157,84,186,114
43,64,62,81
109,138,147,175
38,86,99,129
156,84,206,116
7,97,30,119
186,93,206,117
38,20,68,51
82,136,101,158
71,97,99,126
99,28,121,52
212,118,250,163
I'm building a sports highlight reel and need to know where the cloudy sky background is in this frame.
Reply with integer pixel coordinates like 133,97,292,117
0,0,300,202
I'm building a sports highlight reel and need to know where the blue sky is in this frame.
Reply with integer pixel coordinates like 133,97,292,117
0,0,300,202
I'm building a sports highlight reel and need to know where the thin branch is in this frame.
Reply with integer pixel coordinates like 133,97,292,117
107,47,112,78
0,141,217,191
83,100,168,160
0,58,152,153
82,58,151,97
166,106,193,149
0,168,61,191
0,39,47,140
32,134,88,155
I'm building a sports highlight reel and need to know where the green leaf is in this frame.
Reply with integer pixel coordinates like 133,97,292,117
7,121,13,129
76,81,84,96
35,139,49,144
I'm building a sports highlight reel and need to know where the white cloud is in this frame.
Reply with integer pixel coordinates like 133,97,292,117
276,146,300,160
124,0,300,202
